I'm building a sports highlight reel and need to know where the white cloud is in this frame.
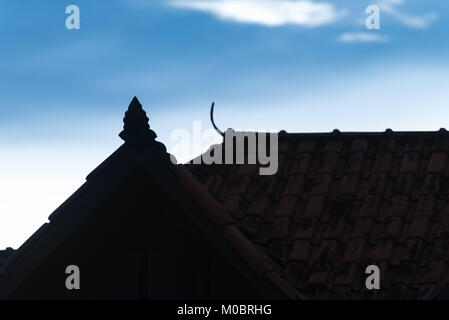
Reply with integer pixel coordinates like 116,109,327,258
377,0,437,29
381,0,404,4
338,32,390,43
169,0,345,27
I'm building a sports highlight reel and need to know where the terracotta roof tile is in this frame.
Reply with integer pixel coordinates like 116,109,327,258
283,174,306,196
359,195,381,218
327,195,354,221
285,263,306,288
436,216,449,238
378,138,396,152
229,175,251,195
345,152,365,173
292,218,316,240
333,263,358,287
268,240,288,264
415,195,436,217
255,223,273,245
307,264,331,289
303,195,326,219
240,216,262,237
247,196,271,217
383,195,409,219
384,217,403,240
372,152,393,173
422,174,440,194
290,240,311,262
427,153,447,173
364,173,388,196
310,174,333,195
409,217,430,239
224,195,243,218
342,239,367,263
278,141,292,153
339,174,360,195
270,217,291,240
387,263,417,288
400,152,421,173
370,239,395,262
324,140,344,153
316,240,339,264
432,135,449,152
393,174,416,195
351,218,375,239
257,176,282,199
291,153,312,174
430,239,449,262
275,196,299,218
398,239,425,264
350,139,369,152
237,164,258,176
419,261,447,284
297,141,316,153
317,153,339,174
323,219,346,241
419,284,439,300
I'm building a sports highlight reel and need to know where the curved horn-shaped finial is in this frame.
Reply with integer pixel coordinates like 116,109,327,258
210,102,224,137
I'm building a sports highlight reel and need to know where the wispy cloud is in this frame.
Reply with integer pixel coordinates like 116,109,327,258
377,0,437,29
169,0,345,27
338,32,390,43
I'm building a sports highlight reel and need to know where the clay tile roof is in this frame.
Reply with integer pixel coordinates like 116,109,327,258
187,130,449,299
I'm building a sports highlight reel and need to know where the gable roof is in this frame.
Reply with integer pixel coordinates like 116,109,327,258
4,97,449,300
187,129,449,299
0,97,298,300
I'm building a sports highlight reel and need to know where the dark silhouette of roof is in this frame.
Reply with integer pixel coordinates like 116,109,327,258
3,97,449,299
0,248,15,269
0,97,299,300
188,129,449,299
119,96,158,145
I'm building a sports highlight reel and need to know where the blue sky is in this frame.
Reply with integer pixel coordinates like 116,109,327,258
1,0,449,248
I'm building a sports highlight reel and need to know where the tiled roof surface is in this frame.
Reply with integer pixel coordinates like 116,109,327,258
187,130,449,299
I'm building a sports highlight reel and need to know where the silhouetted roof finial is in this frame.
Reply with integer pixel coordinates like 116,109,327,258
119,96,157,145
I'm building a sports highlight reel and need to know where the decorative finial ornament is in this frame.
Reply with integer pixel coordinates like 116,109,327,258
119,97,157,145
